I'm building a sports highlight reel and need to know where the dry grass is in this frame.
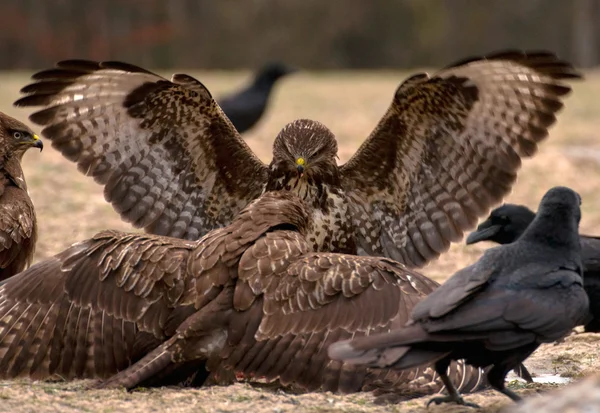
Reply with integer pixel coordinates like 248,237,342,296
0,68,598,412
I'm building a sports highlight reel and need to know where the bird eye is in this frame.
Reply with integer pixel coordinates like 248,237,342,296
12,131,22,139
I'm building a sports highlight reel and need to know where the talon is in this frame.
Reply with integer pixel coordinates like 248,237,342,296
426,395,479,409
426,397,442,407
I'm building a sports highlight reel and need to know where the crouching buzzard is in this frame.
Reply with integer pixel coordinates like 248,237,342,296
14,50,580,268
0,191,483,397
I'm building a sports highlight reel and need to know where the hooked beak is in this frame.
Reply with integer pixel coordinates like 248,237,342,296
297,165,304,178
465,223,501,245
32,135,43,152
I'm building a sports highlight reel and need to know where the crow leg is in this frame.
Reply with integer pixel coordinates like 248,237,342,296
487,364,522,402
513,363,534,383
426,359,480,409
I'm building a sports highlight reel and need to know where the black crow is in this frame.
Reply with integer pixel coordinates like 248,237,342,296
218,62,297,133
467,203,600,333
328,186,589,407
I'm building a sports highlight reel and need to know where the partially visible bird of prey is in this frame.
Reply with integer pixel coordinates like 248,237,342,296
466,203,600,333
328,186,588,407
0,191,484,397
0,112,42,281
14,50,580,268
217,62,297,133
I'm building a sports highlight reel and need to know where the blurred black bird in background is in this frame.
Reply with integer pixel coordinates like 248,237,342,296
466,203,600,333
329,186,589,407
217,62,297,133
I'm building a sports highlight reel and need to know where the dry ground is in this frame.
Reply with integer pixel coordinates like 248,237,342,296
0,67,598,412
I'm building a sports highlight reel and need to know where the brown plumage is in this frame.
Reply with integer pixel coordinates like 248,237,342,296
0,112,42,281
0,191,484,397
14,50,580,267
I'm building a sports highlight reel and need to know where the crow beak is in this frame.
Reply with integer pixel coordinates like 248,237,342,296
297,165,304,178
465,223,501,245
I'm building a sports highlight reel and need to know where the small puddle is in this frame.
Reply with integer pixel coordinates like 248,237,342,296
507,372,572,385
532,374,571,385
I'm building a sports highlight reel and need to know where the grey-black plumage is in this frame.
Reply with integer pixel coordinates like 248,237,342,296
466,203,600,333
217,62,296,133
328,186,589,407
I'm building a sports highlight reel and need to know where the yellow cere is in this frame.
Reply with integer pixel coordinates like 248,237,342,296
33,134,40,141
296,157,305,166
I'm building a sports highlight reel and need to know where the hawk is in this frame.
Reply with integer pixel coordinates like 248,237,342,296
14,50,580,268
0,191,483,397
0,112,42,281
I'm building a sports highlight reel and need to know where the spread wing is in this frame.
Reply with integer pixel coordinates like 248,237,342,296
0,192,311,384
0,230,198,380
341,50,581,267
220,230,485,394
15,60,269,240
0,186,36,280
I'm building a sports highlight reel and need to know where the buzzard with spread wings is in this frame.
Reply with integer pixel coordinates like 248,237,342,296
0,191,483,396
14,51,580,267
0,112,42,281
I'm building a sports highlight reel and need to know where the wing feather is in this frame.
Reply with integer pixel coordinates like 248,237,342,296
15,60,269,240
257,254,439,339
341,50,581,267
0,230,198,380
220,228,478,394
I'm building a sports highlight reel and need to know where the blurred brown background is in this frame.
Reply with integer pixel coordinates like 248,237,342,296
1,0,599,70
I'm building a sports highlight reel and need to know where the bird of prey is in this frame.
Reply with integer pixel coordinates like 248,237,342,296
0,190,484,397
328,186,589,406
217,62,297,133
14,50,580,269
466,203,600,333
0,112,42,282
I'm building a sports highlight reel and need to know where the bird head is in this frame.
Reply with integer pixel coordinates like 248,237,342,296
269,119,340,193
466,204,536,245
254,62,298,87
537,186,582,226
520,186,582,251
0,113,43,160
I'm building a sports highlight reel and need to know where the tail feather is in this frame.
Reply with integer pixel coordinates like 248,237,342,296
387,348,450,371
328,324,437,369
97,341,173,389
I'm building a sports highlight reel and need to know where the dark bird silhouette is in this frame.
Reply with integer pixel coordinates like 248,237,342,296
217,62,297,133
329,186,589,407
466,203,600,333
0,191,485,397
14,50,579,268
0,112,42,282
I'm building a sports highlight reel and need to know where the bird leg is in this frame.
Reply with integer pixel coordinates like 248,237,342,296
426,361,480,409
513,363,534,383
487,364,523,402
